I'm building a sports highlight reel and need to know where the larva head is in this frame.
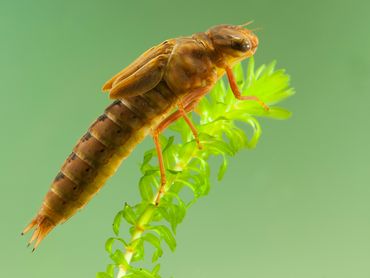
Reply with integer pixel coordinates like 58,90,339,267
207,24,259,64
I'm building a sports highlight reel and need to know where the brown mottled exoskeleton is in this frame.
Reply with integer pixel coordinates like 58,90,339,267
22,23,268,250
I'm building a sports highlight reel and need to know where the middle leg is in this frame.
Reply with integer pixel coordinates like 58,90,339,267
152,99,201,205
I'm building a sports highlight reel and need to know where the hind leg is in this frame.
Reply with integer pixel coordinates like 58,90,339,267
152,99,202,205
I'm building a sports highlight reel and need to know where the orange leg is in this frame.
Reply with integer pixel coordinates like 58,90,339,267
156,100,201,148
152,100,201,205
225,66,270,111
156,100,199,132
178,102,202,149
153,130,166,205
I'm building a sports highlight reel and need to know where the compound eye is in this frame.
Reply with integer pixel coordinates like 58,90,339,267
231,40,251,52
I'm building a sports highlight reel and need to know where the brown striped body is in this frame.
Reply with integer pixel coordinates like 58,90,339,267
23,82,179,248
23,24,260,249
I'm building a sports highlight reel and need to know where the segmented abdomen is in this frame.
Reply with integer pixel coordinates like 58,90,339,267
23,82,178,249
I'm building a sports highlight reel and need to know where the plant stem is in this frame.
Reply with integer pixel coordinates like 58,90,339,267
116,100,255,277
117,205,156,277
116,103,245,278
116,148,197,278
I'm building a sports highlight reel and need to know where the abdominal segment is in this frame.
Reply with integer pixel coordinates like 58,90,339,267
23,81,179,249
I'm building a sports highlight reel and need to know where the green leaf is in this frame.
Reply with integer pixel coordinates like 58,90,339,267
245,56,255,87
122,203,137,225
167,169,182,175
141,150,154,172
159,196,187,231
131,238,145,262
152,249,162,263
233,62,245,88
129,267,158,278
162,136,175,153
106,264,115,276
197,97,212,120
152,264,161,275
139,175,154,202
143,150,154,163
105,237,128,254
246,121,261,149
177,141,197,165
209,79,225,104
218,155,228,181
110,249,127,266
105,237,115,254
150,225,176,252
96,272,113,278
265,60,277,76
112,211,122,236
255,64,266,79
164,205,179,232
143,233,163,262
175,179,199,198
200,134,234,156
259,107,292,119
156,205,177,232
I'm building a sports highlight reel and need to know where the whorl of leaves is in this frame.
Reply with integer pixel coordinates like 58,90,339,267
97,58,294,278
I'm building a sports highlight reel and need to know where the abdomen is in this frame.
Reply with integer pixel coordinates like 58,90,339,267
23,81,178,249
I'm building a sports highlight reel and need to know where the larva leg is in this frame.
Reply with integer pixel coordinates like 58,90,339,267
157,102,193,131
157,100,201,148
152,100,201,205
225,66,269,111
177,102,202,149
157,83,214,136
153,130,166,205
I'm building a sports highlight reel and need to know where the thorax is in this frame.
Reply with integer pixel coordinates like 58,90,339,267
163,35,218,96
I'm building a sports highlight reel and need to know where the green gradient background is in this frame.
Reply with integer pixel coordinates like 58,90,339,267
1,0,370,277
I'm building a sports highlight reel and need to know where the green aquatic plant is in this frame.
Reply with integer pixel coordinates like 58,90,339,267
97,57,294,278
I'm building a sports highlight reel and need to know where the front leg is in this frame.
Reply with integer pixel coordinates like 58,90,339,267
225,66,269,111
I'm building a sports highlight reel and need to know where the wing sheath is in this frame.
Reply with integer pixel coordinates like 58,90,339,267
102,40,175,94
108,54,169,99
